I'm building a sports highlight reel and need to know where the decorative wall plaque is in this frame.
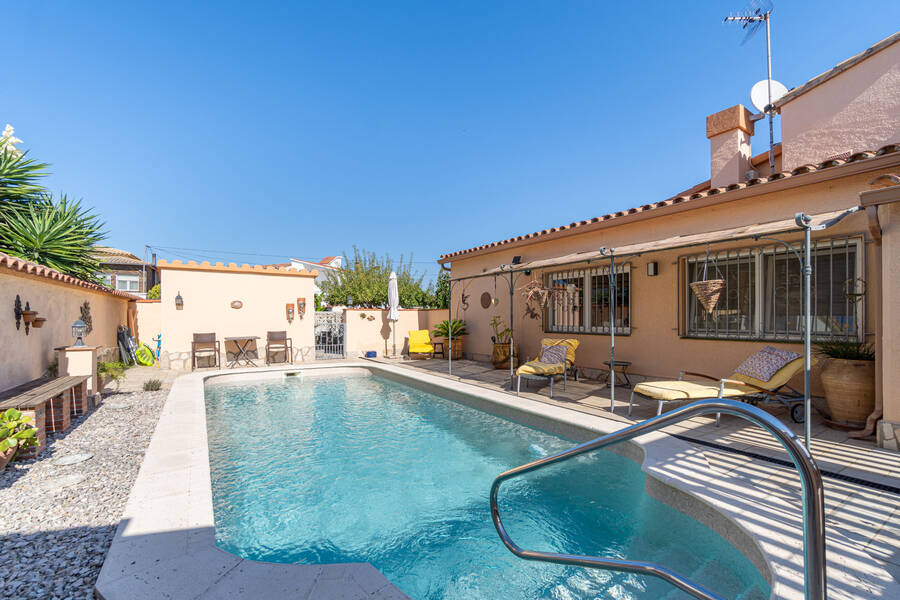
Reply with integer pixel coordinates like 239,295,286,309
480,292,492,309
231,300,243,309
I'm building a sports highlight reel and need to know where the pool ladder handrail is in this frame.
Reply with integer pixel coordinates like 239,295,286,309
489,398,826,600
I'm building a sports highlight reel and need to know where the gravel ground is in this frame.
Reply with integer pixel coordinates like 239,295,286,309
0,390,166,599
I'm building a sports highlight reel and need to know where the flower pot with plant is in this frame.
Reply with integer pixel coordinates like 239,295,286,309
489,316,517,369
432,319,467,360
815,340,876,428
0,408,39,471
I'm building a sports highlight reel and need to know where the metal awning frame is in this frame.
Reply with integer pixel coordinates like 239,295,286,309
446,207,861,451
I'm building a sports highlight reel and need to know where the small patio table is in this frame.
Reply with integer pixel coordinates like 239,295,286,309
602,360,632,388
225,336,260,368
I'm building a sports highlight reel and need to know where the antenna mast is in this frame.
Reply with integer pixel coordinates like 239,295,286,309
725,1,776,175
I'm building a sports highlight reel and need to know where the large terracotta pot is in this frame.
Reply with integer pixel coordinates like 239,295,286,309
491,342,518,369
820,358,876,427
442,336,465,360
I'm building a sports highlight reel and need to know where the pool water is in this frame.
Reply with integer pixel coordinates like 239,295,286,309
205,372,770,600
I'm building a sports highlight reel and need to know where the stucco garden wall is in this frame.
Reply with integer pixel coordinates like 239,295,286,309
344,308,448,357
135,300,161,346
0,268,132,390
158,261,317,369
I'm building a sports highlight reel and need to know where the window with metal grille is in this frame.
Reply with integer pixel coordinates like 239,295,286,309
684,237,862,341
544,265,631,335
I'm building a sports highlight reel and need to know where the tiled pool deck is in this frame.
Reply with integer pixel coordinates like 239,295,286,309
96,359,900,599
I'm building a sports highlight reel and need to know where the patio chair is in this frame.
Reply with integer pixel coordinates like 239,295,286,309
266,331,293,364
627,346,814,424
407,329,443,359
191,333,220,370
515,338,580,399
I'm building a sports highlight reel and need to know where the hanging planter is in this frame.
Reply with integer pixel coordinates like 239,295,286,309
690,246,725,314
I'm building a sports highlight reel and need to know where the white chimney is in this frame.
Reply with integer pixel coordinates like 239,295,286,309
707,105,755,189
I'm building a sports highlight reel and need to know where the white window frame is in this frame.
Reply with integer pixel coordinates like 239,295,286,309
544,264,631,336
115,274,141,292
683,236,863,341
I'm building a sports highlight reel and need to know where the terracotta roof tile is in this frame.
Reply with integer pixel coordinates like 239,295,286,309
0,252,140,299
439,142,899,261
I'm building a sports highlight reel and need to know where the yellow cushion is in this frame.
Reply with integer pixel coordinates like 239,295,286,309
730,356,814,390
408,329,434,354
539,338,579,366
517,360,565,377
633,380,758,401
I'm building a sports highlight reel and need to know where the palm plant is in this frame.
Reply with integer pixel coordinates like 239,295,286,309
433,319,467,338
0,194,106,281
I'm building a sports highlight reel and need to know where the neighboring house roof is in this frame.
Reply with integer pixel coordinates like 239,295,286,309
774,30,900,108
438,143,900,262
318,256,338,265
291,257,341,270
93,246,154,267
0,251,141,300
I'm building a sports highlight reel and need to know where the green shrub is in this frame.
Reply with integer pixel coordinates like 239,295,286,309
146,284,160,300
142,379,162,391
98,361,126,381
0,408,38,458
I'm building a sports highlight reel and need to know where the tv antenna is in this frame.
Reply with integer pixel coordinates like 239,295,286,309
725,0,780,176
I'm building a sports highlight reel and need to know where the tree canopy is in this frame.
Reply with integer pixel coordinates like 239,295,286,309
319,247,447,309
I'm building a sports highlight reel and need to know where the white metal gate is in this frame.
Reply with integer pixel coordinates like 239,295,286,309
314,312,345,359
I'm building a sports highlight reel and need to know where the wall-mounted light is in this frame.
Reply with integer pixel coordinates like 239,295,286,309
297,297,306,317
72,319,88,346
175,292,184,310
286,303,295,323
647,261,659,277
347,296,353,307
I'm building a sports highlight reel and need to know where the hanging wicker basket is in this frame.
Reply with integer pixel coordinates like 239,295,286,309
690,279,726,314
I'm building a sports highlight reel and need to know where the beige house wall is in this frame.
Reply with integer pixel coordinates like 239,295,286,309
344,308,448,357
447,170,892,400
135,300,162,346
158,262,317,369
0,269,131,390
780,41,900,172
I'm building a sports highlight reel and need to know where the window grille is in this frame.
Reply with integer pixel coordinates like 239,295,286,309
685,236,862,341
544,265,630,335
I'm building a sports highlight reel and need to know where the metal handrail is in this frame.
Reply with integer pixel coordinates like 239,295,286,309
489,398,826,600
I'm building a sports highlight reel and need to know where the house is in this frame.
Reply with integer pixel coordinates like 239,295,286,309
93,246,158,298
438,31,900,450
267,256,343,298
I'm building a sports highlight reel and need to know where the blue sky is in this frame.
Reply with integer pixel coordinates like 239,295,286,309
5,1,899,283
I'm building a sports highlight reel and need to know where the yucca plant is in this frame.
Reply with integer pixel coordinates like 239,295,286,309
0,194,106,281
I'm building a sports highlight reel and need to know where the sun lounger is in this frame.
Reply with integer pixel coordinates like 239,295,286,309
627,347,812,423
408,329,441,358
515,338,579,398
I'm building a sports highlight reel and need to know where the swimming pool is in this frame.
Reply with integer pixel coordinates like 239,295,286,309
204,371,770,600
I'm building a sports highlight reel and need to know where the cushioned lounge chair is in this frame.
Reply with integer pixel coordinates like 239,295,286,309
627,353,812,423
407,329,443,358
515,338,579,399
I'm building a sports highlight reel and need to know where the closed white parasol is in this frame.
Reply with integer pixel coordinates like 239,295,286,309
388,271,400,357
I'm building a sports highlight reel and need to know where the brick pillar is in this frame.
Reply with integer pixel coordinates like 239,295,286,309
17,405,47,460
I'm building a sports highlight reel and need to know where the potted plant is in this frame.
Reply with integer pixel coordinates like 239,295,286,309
0,408,38,471
815,339,876,428
433,319,467,360
489,316,517,369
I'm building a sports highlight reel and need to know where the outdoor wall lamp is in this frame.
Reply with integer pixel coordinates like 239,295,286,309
72,319,88,346
647,261,659,277
347,296,353,307
297,297,306,317
175,292,184,310
286,303,295,323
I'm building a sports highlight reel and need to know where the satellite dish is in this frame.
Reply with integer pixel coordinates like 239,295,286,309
750,79,788,112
